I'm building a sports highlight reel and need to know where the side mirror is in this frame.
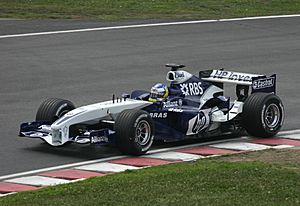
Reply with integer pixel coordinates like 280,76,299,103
122,93,130,101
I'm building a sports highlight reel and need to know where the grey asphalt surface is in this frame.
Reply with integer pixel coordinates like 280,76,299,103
0,17,300,176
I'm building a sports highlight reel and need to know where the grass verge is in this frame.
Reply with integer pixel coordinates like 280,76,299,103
0,0,300,20
0,149,299,206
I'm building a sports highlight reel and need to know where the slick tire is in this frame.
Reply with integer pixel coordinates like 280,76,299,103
242,93,284,137
115,109,154,155
36,98,75,123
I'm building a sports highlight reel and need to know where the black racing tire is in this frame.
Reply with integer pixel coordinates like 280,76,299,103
242,93,284,137
115,109,154,155
36,98,75,124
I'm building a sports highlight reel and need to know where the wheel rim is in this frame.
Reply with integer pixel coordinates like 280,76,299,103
264,103,280,128
135,120,151,146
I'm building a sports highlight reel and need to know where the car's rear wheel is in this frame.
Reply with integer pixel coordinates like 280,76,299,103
36,98,75,124
242,93,284,137
115,109,154,155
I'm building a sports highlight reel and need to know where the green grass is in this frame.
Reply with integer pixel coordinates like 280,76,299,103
0,0,300,20
1,153,299,206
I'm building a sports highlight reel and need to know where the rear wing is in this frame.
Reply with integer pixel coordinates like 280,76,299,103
199,69,276,94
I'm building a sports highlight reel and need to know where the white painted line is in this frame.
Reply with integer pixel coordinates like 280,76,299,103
145,151,202,161
5,176,70,187
272,145,294,149
0,192,16,197
277,129,300,136
1,14,300,39
0,20,215,39
202,154,220,158
279,134,300,140
75,162,139,173
211,142,271,151
218,14,300,22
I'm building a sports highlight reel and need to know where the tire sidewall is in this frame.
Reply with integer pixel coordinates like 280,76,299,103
260,97,284,134
36,98,75,123
132,113,154,153
54,102,74,119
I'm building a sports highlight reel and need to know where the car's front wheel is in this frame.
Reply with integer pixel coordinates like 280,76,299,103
115,109,154,155
36,98,75,124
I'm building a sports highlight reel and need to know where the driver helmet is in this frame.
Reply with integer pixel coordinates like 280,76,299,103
149,83,169,102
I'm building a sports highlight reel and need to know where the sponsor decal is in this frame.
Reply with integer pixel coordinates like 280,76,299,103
192,112,207,133
168,108,183,113
150,112,168,118
134,114,148,127
163,101,179,108
65,108,85,117
55,103,68,116
211,70,252,82
261,104,267,129
175,71,185,78
186,110,210,135
252,77,275,90
29,132,47,138
91,135,109,144
178,99,183,106
167,70,193,83
180,82,203,96
63,126,68,134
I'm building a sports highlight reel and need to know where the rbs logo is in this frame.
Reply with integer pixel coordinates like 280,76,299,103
180,82,203,96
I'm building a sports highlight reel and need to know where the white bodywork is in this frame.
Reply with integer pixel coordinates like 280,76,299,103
202,70,262,85
40,99,152,146
211,101,244,122
166,70,193,84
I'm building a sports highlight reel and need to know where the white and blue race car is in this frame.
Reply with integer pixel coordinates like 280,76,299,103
20,64,284,155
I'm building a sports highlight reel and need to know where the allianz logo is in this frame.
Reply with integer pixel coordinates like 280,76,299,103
91,135,109,143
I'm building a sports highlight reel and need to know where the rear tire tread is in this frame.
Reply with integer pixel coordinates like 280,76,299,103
242,93,284,137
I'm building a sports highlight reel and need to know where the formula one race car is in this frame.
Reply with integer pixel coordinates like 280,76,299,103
20,64,284,155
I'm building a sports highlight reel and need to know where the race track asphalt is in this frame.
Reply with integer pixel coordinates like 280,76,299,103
0,17,300,176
